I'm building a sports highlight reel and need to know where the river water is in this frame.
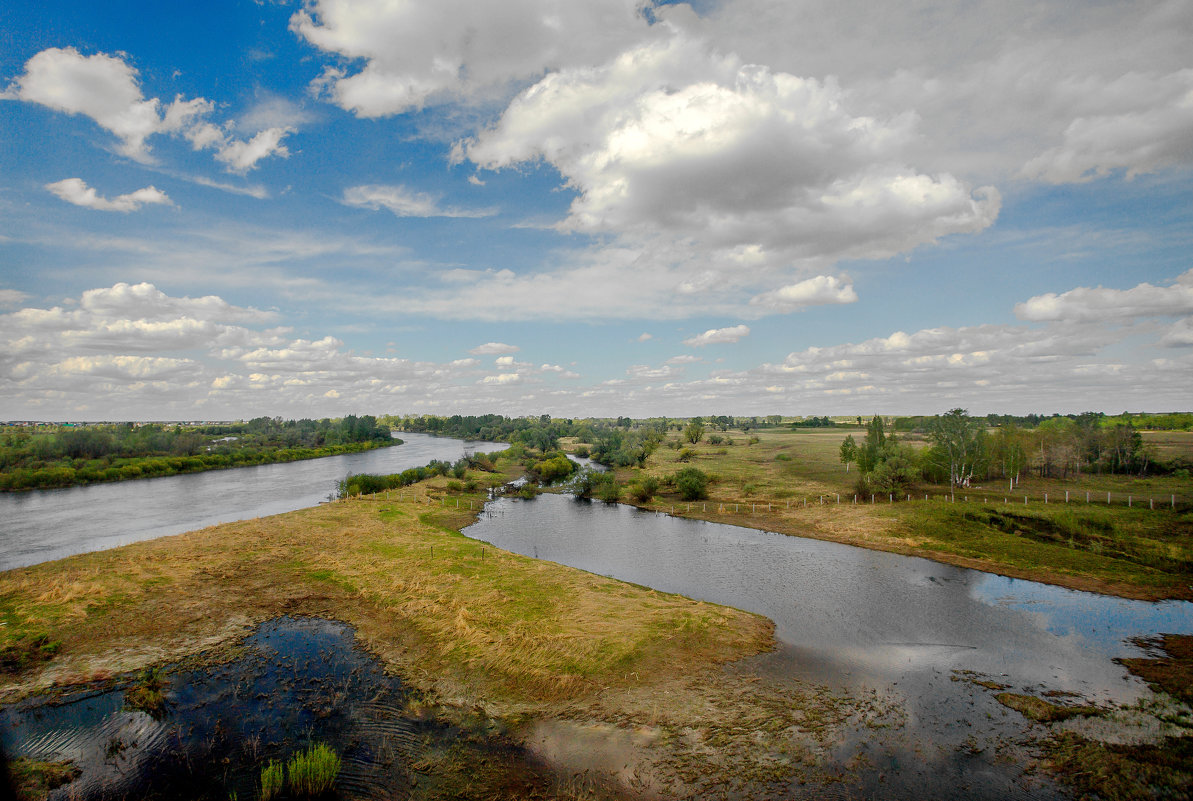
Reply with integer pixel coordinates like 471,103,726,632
465,492,1193,799
0,432,504,571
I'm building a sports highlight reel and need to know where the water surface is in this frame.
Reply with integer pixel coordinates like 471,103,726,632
0,432,504,571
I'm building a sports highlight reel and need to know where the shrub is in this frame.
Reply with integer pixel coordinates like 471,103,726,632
630,475,659,502
707,434,723,445
674,467,709,500
677,448,695,462
445,480,464,493
775,453,792,461
573,445,590,458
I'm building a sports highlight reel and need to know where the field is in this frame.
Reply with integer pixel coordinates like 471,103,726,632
596,426,1193,600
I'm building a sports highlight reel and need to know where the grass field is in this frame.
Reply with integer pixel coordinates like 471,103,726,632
599,426,1193,600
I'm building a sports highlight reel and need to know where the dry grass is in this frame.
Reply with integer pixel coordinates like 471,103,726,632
0,470,771,708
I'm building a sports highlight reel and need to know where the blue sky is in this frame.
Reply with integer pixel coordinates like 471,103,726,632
2,0,1191,421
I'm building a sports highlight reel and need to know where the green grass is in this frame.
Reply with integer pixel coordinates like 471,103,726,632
259,759,284,801
874,503,1193,596
286,743,341,797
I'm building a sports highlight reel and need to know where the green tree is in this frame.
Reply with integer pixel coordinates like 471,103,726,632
839,434,857,472
683,420,705,444
927,408,986,489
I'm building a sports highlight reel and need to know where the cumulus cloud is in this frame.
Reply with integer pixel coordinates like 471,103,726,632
290,0,659,117
46,178,172,212
4,46,294,171
683,324,750,347
692,0,1193,182
341,184,496,218
469,342,520,355
749,275,858,312
1014,270,1193,322
464,36,998,274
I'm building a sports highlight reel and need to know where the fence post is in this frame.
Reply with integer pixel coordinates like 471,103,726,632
1044,493,1048,504
1129,496,1133,507
1065,491,1069,503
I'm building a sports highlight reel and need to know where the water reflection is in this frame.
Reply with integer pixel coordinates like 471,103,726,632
464,493,1193,704
0,433,505,571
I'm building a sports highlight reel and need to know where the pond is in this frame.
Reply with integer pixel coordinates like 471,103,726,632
0,617,552,801
0,433,505,571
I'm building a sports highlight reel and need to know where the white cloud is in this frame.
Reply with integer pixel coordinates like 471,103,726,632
1022,69,1193,183
637,332,653,342
666,354,701,364
749,275,858,312
210,126,293,174
684,324,750,347
1015,270,1193,322
469,341,520,355
4,47,201,161
480,373,522,385
0,289,31,309
290,0,660,117
5,47,294,171
341,184,496,218
46,178,172,212
1161,318,1193,347
464,35,999,281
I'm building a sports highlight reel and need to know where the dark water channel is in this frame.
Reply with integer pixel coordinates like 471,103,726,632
0,617,548,801
465,493,1193,799
0,432,504,571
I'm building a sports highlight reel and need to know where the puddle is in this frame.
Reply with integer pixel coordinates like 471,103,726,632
0,617,551,800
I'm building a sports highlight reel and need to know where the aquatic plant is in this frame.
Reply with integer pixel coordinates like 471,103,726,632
124,665,168,716
286,742,341,797
259,759,284,801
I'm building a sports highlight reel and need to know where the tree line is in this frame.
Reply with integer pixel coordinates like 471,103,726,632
0,415,393,491
840,410,1182,494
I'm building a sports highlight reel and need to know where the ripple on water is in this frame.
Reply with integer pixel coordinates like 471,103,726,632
0,617,539,800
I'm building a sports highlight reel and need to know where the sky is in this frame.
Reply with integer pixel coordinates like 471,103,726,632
1,0,1191,421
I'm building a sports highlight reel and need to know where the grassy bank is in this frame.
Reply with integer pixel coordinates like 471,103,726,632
0,468,768,707
586,427,1193,600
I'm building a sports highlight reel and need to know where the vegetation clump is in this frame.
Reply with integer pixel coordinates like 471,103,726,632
994,692,1098,723
286,742,341,797
673,467,710,501
8,757,80,800
259,759,285,801
124,666,168,716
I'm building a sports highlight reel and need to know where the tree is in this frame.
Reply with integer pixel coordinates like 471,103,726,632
857,415,887,474
683,420,705,444
927,408,985,489
839,434,857,472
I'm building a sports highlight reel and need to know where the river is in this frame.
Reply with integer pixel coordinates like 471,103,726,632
465,491,1193,799
0,432,504,571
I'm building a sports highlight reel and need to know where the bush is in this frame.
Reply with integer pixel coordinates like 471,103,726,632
674,467,709,500
573,445,590,458
677,448,695,462
630,475,659,502
708,434,724,445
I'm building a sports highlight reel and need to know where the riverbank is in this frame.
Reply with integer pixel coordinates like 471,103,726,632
587,428,1193,601
0,438,399,492
1,462,910,798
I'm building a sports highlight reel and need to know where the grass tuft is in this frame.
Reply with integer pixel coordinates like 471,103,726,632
286,742,341,797
259,759,284,801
